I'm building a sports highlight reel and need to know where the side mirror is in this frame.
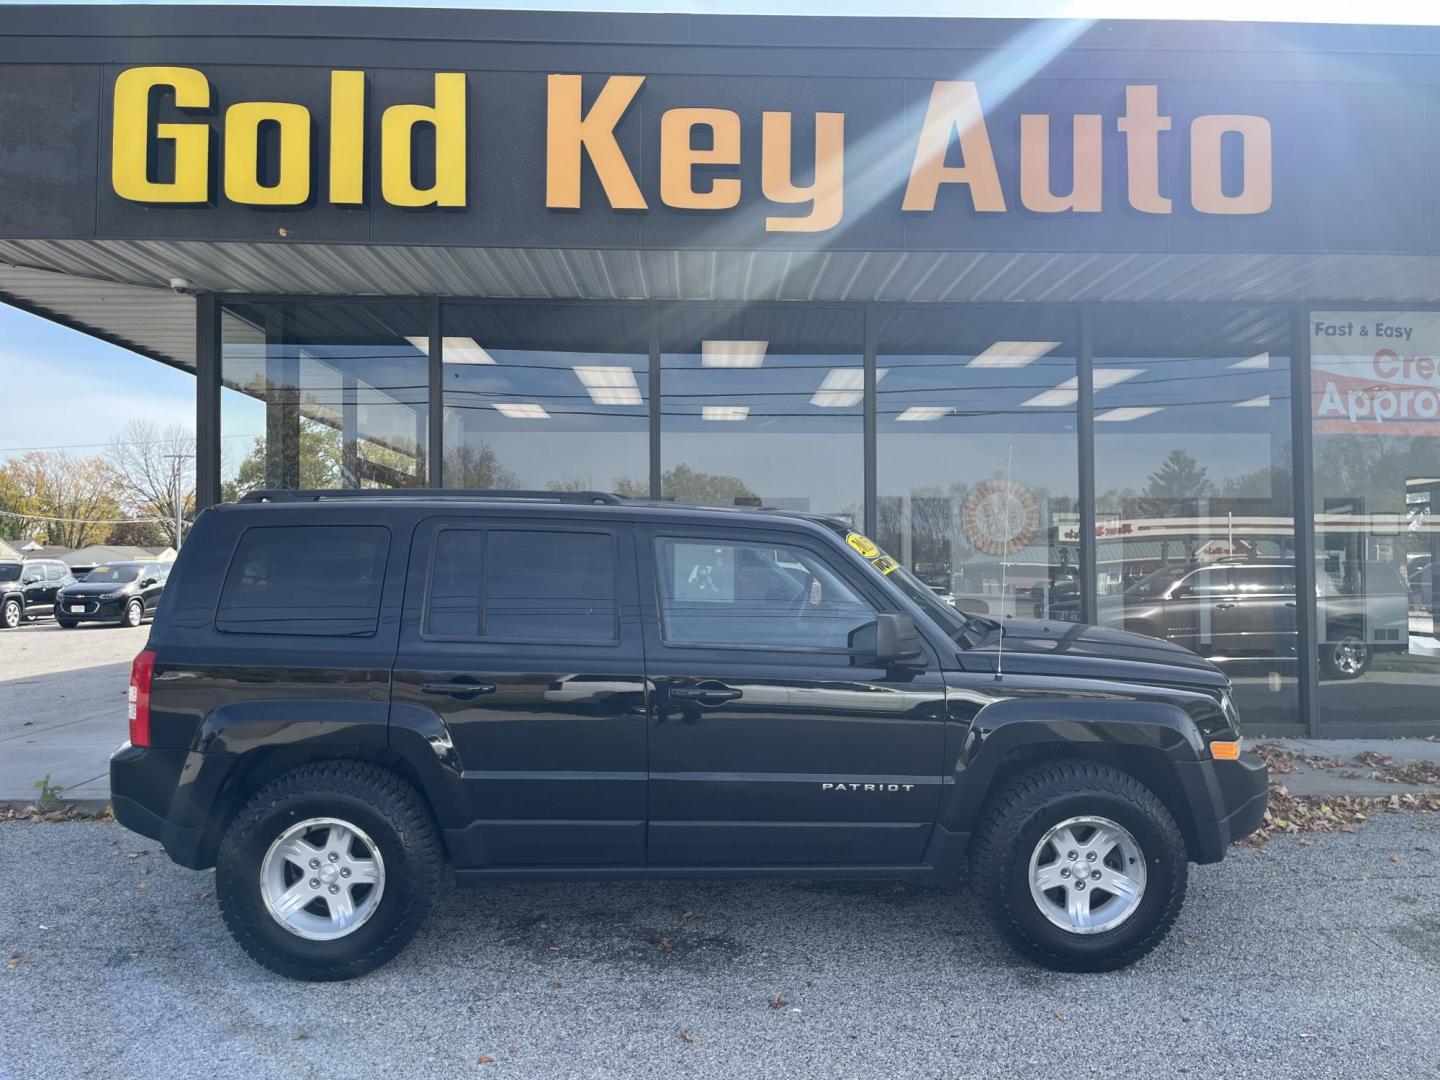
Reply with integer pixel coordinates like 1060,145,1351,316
873,612,924,664
141,578,157,587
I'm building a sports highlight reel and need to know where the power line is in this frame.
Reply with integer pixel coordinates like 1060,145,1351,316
0,508,193,526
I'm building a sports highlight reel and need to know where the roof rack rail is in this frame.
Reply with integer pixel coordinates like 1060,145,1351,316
237,489,628,505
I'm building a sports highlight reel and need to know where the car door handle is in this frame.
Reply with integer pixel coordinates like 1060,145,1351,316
1283,601,1297,608
1214,602,1237,611
421,681,496,698
668,686,742,705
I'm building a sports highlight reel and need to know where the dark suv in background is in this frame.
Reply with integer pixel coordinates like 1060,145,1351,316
1091,558,1409,679
0,557,74,628
56,561,170,628
110,490,1266,981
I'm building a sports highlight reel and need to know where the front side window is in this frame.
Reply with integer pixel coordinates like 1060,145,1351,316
217,525,389,636
655,537,876,649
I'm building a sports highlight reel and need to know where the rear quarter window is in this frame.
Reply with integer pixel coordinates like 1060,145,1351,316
217,524,390,637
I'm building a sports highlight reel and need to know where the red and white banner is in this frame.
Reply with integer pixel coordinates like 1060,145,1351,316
1312,312,1440,434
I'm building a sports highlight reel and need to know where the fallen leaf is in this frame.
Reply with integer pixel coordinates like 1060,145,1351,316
294,1028,308,1040
680,911,695,921
477,1055,495,1065
137,882,151,892
4,953,21,970
549,981,562,990
770,996,789,1010
506,1045,519,1054
678,1028,697,1046
1391,855,1404,863
1053,1011,1066,1021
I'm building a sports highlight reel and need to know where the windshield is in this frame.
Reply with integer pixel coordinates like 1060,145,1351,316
816,523,993,647
82,564,143,584
1123,566,1182,598
0,564,19,582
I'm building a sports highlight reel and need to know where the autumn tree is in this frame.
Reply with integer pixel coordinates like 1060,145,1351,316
0,450,121,548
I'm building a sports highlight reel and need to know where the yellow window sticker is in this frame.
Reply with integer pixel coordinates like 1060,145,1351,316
846,532,880,559
872,555,900,575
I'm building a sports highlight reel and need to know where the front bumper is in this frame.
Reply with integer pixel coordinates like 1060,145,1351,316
1179,751,1270,862
57,595,127,621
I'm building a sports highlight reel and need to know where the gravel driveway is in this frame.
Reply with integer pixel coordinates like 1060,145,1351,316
1,814,1437,1080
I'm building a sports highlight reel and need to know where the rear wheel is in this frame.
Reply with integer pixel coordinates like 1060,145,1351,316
971,761,1187,972
1321,634,1371,680
216,762,442,981
2,600,19,629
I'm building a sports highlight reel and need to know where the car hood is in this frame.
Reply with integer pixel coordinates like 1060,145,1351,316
61,581,135,595
960,616,1228,689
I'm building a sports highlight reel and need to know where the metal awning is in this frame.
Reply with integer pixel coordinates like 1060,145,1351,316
5,237,1440,370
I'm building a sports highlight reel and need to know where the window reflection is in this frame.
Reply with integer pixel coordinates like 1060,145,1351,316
1311,310,1440,728
441,305,650,493
876,308,1079,621
1094,308,1298,728
220,301,430,495
660,307,863,520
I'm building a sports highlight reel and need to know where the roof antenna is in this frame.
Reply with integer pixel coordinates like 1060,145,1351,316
995,443,1014,683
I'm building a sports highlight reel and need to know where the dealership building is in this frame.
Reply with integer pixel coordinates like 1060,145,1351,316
1,5,1438,736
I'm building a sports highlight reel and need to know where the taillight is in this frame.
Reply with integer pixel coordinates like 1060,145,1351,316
128,649,156,748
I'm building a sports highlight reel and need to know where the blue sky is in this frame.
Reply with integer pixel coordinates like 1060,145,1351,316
3,0,1438,463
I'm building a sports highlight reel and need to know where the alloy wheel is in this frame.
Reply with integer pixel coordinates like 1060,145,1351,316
2,601,18,629
1028,815,1147,935
1331,638,1368,678
259,817,386,941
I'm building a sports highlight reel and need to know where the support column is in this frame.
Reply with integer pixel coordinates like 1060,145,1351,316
341,370,360,487
194,292,222,509
264,306,300,490
1290,306,1320,737
427,296,443,488
1077,306,1098,625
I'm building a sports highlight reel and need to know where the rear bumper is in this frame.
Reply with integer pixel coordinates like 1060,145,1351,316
1181,751,1270,863
109,743,219,869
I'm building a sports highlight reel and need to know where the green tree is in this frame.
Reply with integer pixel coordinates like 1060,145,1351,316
617,464,757,505
1144,449,1214,501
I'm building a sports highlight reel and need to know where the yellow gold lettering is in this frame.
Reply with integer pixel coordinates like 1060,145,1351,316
1117,85,1171,214
329,70,366,205
111,66,211,203
223,101,311,206
902,81,1004,213
761,111,845,233
1190,114,1272,215
546,74,646,210
1020,113,1102,213
381,72,467,208
660,107,740,210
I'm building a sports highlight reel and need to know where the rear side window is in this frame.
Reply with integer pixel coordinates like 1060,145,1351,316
217,525,389,637
424,527,617,643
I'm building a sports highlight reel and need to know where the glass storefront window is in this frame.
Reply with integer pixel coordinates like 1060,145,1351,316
659,307,863,521
1094,308,1299,729
1310,310,1440,728
220,301,430,495
441,304,650,493
876,307,1079,621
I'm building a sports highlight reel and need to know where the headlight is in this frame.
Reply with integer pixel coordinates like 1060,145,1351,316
1219,689,1242,735
100,591,121,600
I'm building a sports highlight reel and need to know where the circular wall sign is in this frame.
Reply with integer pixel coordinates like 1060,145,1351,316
962,479,1039,556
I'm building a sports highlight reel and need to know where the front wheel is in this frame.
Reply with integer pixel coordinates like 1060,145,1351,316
121,599,143,628
56,617,78,629
1321,634,1371,680
971,761,1187,972
216,762,442,981
2,599,19,629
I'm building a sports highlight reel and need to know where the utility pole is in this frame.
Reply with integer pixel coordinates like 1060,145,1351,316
164,452,194,549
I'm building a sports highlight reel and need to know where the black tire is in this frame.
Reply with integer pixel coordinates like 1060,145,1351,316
1320,633,1371,680
121,599,143,628
216,761,443,981
971,761,1187,972
1,599,20,629
56,617,78,629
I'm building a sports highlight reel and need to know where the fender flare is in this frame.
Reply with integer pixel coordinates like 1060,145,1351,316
938,695,1213,860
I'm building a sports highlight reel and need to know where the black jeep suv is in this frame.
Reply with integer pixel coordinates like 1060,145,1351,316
1,557,74,628
110,490,1267,981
